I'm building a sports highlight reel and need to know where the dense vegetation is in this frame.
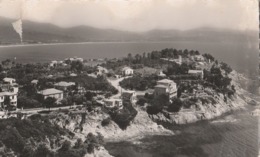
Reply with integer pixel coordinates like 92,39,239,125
0,114,105,157
102,48,203,71
119,74,160,91
109,102,138,130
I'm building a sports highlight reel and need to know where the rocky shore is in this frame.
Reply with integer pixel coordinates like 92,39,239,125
46,70,258,157
150,94,246,124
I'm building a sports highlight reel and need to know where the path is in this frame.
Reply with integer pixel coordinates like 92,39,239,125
107,76,131,98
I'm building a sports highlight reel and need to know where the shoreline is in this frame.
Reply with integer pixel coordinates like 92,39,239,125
0,41,179,48
0,40,248,48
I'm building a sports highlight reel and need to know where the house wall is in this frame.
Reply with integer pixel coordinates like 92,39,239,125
124,69,133,75
154,87,168,96
44,93,63,101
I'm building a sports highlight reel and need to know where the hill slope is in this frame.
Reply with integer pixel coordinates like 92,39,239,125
0,17,257,45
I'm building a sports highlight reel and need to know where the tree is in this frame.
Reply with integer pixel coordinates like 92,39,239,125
136,98,147,106
127,53,133,62
34,144,54,157
183,49,189,57
71,61,83,72
220,62,232,74
17,97,41,109
142,52,146,59
43,97,56,110
147,94,169,115
59,140,71,152
74,138,84,149
4,96,10,110
168,98,183,112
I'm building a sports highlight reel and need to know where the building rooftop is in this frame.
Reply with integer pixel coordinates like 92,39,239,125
188,70,203,73
38,88,63,96
122,91,135,99
157,79,175,84
154,84,168,88
3,78,15,82
54,81,75,87
104,98,122,102
0,92,17,96
122,67,133,71
70,73,77,77
31,80,38,84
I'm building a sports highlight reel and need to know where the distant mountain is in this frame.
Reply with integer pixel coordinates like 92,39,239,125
0,17,257,45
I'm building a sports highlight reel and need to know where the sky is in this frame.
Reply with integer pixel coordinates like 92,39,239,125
0,0,258,32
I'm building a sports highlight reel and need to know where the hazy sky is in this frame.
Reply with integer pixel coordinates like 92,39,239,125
0,0,258,32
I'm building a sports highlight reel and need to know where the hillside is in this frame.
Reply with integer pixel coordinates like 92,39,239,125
0,17,257,45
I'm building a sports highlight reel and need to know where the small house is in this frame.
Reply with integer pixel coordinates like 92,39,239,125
121,67,134,76
121,91,136,103
194,55,205,62
188,70,204,79
96,66,109,76
38,88,64,102
54,81,75,91
3,78,16,85
70,73,77,77
156,70,166,77
0,92,18,111
104,98,123,109
31,79,38,85
154,79,177,98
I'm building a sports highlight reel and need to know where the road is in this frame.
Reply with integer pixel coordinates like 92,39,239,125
12,105,83,114
107,76,130,98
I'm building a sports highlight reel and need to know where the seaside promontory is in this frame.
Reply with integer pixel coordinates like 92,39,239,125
0,48,258,157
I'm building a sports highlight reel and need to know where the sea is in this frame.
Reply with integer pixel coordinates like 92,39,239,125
105,105,259,157
0,41,259,156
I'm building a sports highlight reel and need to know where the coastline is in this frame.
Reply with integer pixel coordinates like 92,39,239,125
0,41,178,48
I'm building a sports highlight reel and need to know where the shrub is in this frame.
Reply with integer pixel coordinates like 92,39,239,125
168,98,183,112
59,140,71,152
147,105,162,115
110,103,137,130
17,97,42,109
136,98,147,106
101,117,111,127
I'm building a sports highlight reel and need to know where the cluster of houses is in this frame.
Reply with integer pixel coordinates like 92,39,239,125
36,80,86,103
103,79,178,110
101,55,207,109
49,57,84,67
0,54,206,111
103,90,136,110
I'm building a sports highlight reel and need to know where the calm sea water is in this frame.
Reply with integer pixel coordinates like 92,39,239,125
0,41,258,76
105,106,259,157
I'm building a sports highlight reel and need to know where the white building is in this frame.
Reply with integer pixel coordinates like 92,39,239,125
3,78,16,85
154,79,177,98
157,70,166,77
96,66,109,76
65,57,84,63
0,78,19,111
38,88,64,102
121,67,134,76
70,73,78,77
121,90,136,103
54,81,75,91
188,70,204,79
49,60,58,67
104,98,123,109
194,55,205,62
175,56,182,65
0,92,18,110
31,79,38,85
